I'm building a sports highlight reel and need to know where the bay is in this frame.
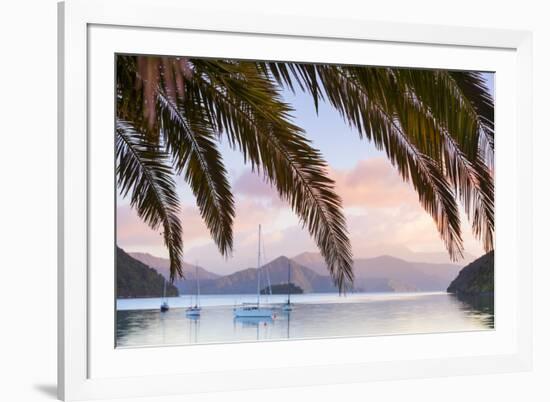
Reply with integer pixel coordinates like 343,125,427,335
116,292,494,347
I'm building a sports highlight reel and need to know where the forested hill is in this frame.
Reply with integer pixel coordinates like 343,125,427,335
447,251,494,295
117,247,179,298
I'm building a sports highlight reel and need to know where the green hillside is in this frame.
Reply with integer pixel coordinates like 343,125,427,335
447,251,494,295
117,247,179,298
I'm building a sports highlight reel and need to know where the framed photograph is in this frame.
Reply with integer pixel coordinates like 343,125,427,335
58,0,533,400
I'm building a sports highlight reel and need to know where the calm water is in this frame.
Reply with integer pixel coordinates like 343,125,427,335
116,292,494,347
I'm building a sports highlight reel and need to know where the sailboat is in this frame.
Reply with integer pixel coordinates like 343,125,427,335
282,261,293,312
160,277,169,312
186,263,201,317
233,225,274,318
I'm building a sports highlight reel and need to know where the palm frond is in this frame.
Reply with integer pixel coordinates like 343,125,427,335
156,88,235,257
262,63,465,259
115,119,183,280
448,71,494,155
189,59,354,290
386,69,494,252
399,70,494,165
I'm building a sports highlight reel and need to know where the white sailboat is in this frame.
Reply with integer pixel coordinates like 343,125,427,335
234,225,274,318
186,263,201,317
160,277,169,312
282,261,293,312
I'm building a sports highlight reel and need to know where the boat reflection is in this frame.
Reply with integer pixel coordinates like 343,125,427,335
233,316,273,327
187,313,200,343
285,310,291,339
233,315,274,341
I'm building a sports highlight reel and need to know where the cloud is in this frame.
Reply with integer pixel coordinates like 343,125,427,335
233,170,276,198
233,170,286,208
329,157,417,209
116,202,213,253
116,205,162,246
345,207,439,256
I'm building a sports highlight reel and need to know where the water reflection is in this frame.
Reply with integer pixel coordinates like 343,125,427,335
284,310,291,339
233,316,274,341
452,293,494,328
187,314,200,343
116,309,156,345
233,316,273,327
116,292,495,347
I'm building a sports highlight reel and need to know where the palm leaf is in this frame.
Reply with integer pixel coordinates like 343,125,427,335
448,71,494,155
384,69,494,252
262,63,465,259
189,59,354,289
156,88,235,257
115,119,183,280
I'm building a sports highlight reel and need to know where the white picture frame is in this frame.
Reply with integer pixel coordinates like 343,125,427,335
58,0,533,400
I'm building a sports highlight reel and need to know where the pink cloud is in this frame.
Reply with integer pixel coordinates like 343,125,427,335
233,170,276,198
116,202,214,254
233,170,286,208
329,157,417,209
116,204,164,248
117,194,290,258
231,158,416,213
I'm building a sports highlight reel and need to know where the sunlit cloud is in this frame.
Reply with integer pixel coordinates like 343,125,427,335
330,157,417,209
116,204,164,256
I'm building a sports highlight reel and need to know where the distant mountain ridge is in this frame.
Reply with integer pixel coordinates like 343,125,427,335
129,252,220,281
293,252,461,291
178,256,336,294
129,251,463,294
293,249,476,267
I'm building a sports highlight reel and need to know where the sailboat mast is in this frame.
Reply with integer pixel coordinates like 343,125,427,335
257,224,261,306
287,262,291,304
195,263,200,306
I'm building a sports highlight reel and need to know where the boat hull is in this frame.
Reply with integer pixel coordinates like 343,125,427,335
233,307,273,318
185,308,201,316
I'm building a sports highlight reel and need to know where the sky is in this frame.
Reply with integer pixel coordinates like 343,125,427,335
117,69,494,275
